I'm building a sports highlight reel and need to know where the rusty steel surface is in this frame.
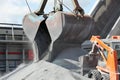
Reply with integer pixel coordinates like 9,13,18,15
46,12,95,43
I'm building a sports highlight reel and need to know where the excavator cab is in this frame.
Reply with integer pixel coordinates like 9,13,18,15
23,0,95,61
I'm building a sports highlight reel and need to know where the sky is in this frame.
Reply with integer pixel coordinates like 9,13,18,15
0,0,96,26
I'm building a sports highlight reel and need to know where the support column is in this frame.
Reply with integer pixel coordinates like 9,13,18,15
5,45,9,72
22,48,25,63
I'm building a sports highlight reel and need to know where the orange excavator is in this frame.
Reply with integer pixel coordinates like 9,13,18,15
88,36,120,80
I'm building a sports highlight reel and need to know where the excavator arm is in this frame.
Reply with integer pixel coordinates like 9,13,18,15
90,36,119,80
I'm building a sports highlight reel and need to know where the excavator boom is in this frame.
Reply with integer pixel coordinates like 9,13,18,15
90,36,119,80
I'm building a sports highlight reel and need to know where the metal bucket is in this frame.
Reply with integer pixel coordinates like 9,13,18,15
23,11,95,60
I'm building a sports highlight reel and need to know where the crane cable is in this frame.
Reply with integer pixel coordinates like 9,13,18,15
25,0,32,13
57,0,76,16
58,0,73,13
25,0,74,15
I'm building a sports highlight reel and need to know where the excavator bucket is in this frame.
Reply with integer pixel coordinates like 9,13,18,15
23,11,95,60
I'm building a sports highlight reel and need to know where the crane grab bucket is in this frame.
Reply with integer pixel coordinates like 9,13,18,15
23,11,95,60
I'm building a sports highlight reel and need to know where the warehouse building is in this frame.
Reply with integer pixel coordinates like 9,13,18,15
0,24,33,73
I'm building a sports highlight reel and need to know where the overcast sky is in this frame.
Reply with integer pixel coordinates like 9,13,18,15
0,0,96,25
